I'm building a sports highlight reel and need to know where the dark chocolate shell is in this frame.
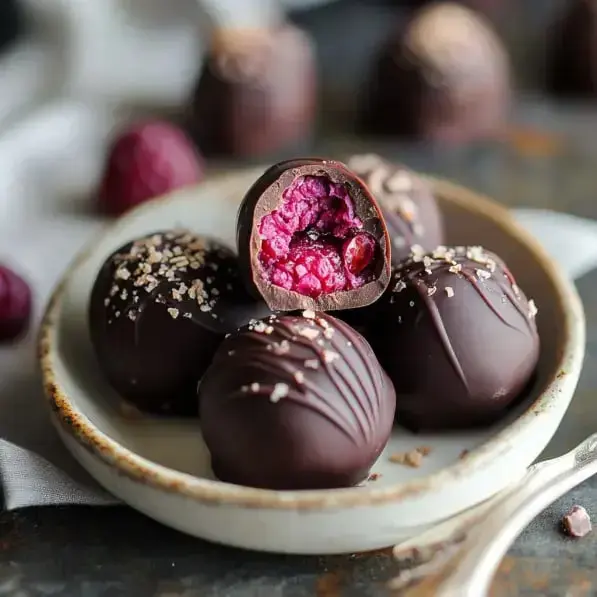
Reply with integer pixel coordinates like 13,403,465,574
199,311,396,490
89,230,270,416
372,245,539,430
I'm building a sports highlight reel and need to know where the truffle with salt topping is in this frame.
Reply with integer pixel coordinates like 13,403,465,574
372,245,539,430
89,230,271,416
359,2,510,143
347,154,444,264
190,27,316,158
198,311,396,490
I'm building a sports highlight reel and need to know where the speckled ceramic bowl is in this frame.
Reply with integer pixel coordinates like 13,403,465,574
39,168,585,555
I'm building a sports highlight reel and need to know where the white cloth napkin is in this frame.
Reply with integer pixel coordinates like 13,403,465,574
1,99,597,509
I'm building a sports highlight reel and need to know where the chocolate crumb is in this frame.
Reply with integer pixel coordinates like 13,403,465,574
562,505,592,538
417,445,432,456
390,450,422,468
389,446,431,468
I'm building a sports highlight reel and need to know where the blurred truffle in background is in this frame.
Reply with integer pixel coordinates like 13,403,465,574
359,1,511,144
189,25,317,159
546,0,597,98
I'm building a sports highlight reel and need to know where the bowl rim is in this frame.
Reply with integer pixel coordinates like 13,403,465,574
38,170,586,511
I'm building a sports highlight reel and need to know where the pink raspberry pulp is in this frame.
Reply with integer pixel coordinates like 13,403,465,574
98,121,204,217
0,265,32,342
258,175,379,298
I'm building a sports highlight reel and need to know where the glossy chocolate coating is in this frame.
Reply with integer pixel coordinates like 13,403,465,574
190,26,316,158
236,158,392,312
372,246,539,430
546,0,597,97
347,154,444,264
89,230,270,416
199,311,396,490
359,3,510,143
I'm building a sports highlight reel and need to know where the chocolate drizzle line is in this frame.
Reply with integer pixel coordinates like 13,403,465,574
218,312,386,446
392,245,538,386
413,277,470,391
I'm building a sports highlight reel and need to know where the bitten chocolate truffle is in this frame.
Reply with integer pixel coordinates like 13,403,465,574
190,27,316,158
347,154,444,264
199,311,396,490
89,230,270,416
546,0,597,97
360,2,510,143
373,246,539,430
236,158,392,312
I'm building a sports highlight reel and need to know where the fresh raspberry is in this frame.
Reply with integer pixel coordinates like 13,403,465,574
258,175,379,298
0,265,32,342
97,121,204,217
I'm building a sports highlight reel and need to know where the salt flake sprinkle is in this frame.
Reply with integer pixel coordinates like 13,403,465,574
270,383,289,403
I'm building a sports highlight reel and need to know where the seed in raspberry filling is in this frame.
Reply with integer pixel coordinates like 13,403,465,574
236,158,391,312
343,233,376,277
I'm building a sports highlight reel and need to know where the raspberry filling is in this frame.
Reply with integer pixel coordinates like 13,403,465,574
258,175,379,298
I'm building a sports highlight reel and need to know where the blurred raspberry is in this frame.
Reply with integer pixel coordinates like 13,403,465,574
98,121,204,216
0,265,31,342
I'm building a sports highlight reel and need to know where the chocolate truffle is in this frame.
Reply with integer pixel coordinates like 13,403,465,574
190,26,316,158
236,158,392,312
89,230,270,416
347,154,444,264
372,246,539,430
199,311,396,490
546,0,597,97
360,2,510,143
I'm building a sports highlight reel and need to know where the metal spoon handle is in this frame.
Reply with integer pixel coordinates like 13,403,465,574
434,433,597,597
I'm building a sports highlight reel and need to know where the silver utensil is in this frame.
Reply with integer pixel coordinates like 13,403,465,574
389,433,597,596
